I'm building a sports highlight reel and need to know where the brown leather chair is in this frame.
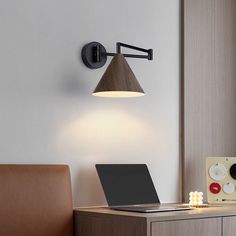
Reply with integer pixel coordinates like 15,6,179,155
0,165,73,236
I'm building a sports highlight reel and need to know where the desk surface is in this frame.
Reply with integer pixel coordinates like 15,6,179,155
74,204,236,222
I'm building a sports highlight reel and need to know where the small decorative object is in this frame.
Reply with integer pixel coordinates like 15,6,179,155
206,157,236,204
189,191,206,207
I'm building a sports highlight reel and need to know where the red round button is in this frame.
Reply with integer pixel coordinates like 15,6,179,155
209,182,221,194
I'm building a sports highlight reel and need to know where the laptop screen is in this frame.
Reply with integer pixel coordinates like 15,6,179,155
95,164,160,207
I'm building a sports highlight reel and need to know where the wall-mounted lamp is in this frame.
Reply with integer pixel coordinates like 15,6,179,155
81,42,153,98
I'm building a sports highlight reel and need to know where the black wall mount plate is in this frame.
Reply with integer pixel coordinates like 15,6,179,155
81,42,107,69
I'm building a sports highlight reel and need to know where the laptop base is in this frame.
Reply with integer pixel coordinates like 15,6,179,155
111,204,192,213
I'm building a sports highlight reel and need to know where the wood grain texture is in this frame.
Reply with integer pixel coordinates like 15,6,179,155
93,53,144,93
74,205,236,223
74,210,148,236
74,207,236,236
223,216,236,236
151,217,221,236
183,0,236,201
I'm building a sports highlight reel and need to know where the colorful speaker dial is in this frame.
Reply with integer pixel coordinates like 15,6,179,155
207,157,236,204
230,164,236,180
223,182,235,194
209,182,221,194
209,163,227,181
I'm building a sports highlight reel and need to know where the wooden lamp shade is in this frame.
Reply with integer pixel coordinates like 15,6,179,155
93,54,145,98
81,42,153,97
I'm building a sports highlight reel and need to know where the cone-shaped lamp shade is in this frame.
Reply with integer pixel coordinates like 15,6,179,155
93,54,145,97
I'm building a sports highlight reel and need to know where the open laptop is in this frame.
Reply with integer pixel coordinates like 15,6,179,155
95,164,192,213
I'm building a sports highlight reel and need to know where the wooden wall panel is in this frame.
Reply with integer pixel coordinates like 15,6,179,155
183,0,236,201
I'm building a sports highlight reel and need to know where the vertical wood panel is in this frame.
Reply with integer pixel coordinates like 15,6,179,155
74,214,148,236
183,0,236,201
223,216,236,236
151,218,221,236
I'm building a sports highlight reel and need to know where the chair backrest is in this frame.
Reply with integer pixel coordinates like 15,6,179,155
0,165,73,236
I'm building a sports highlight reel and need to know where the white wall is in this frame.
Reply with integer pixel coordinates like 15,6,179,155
0,0,180,206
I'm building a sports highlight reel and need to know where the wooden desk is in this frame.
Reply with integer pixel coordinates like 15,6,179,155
74,205,236,236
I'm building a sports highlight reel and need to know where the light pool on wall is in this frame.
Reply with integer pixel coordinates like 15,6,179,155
56,108,165,160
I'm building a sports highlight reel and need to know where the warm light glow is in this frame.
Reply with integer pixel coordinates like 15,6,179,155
55,109,165,160
92,91,145,98
189,191,203,206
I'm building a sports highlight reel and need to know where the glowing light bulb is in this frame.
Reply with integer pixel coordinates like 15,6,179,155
189,191,203,206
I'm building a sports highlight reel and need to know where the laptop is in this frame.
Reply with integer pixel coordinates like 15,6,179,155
95,164,192,213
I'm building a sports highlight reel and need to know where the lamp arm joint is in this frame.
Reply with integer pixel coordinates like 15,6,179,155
116,42,153,60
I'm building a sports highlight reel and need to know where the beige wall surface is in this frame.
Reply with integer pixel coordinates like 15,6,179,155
0,0,180,206
183,0,236,201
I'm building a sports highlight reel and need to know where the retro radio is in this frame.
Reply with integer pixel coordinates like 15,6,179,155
206,157,236,204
